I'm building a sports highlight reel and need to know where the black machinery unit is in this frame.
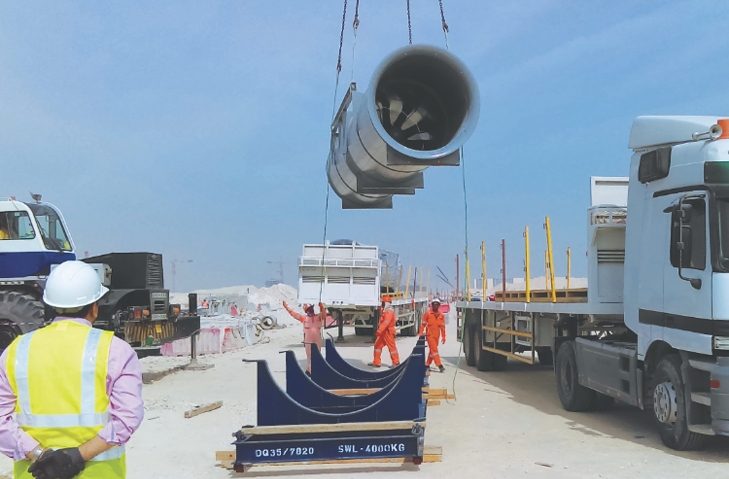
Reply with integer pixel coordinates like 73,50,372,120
82,252,199,351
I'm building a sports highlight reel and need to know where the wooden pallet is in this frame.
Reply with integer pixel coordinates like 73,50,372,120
216,445,442,470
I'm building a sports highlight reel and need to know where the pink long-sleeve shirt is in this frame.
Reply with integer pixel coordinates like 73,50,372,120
0,318,144,460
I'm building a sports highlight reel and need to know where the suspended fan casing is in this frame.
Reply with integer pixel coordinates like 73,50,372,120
327,44,480,209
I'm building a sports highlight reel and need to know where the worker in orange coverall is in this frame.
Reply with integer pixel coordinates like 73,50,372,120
282,301,325,373
368,295,400,368
419,298,446,372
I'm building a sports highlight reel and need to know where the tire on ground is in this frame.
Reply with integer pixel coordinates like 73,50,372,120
463,319,476,367
537,347,554,366
0,291,43,351
474,322,493,371
652,354,706,451
491,350,507,371
555,341,595,411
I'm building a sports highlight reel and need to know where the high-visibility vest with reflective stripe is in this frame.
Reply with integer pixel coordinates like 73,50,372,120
6,320,126,479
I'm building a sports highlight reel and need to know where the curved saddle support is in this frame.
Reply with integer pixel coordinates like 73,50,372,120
311,344,420,390
324,336,425,380
243,356,426,426
284,350,416,411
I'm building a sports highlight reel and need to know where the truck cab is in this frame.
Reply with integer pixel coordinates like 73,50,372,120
0,198,76,279
625,117,729,360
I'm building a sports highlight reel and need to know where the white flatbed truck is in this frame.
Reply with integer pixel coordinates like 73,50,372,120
457,116,729,450
298,242,427,337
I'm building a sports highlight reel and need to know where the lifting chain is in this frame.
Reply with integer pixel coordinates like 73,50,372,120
331,0,348,119
350,0,360,83
406,0,412,44
438,0,450,49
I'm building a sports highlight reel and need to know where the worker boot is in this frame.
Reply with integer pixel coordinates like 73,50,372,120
438,365,446,373
367,363,381,368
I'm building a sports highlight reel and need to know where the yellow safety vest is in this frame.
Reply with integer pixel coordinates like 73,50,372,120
6,320,126,479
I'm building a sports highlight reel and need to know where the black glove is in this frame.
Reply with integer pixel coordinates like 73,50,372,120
28,448,85,479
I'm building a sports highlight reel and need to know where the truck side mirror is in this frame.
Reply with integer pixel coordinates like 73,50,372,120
676,198,702,290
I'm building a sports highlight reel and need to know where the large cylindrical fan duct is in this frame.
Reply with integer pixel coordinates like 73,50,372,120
327,44,480,209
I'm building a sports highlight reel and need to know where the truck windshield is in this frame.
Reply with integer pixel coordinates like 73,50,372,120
0,211,35,240
717,199,729,269
27,204,72,252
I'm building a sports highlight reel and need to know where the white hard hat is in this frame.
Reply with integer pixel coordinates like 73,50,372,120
432,298,442,304
43,261,109,309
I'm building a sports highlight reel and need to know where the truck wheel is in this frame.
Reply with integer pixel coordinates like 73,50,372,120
537,347,554,366
555,341,595,411
463,320,475,367
0,292,43,351
652,355,706,451
474,324,493,371
491,351,507,371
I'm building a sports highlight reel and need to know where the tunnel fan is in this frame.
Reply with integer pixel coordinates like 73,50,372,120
376,84,440,151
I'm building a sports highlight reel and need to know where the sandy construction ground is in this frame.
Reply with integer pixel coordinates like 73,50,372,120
2,317,729,478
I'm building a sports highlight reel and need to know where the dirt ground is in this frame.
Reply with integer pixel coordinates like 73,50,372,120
3,318,729,478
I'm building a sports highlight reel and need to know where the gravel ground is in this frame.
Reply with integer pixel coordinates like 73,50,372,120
1,318,728,478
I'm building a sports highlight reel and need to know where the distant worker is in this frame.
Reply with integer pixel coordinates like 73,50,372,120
419,298,446,372
0,261,143,478
369,295,399,368
201,299,209,308
231,304,238,316
282,301,325,373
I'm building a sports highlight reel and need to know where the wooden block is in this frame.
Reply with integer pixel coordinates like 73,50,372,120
184,400,222,418
216,451,235,461
329,388,380,396
239,420,425,436
427,399,441,406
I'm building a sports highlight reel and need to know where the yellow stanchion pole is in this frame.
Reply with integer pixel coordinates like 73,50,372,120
396,266,403,298
405,265,412,299
545,217,556,302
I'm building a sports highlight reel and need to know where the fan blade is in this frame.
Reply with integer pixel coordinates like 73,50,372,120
401,110,424,131
389,98,403,126
408,132,433,141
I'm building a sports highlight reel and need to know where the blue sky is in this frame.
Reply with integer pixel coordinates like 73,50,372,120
1,0,727,293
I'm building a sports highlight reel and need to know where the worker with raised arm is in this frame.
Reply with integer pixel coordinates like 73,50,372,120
0,261,143,479
368,295,400,368
282,301,325,373
419,298,447,372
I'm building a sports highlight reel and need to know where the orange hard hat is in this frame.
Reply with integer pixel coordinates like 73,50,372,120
382,295,392,303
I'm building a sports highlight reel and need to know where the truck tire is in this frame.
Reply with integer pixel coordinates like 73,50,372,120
463,320,475,367
556,341,595,411
0,291,43,351
537,347,554,366
491,350,508,371
652,355,706,451
474,324,492,371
